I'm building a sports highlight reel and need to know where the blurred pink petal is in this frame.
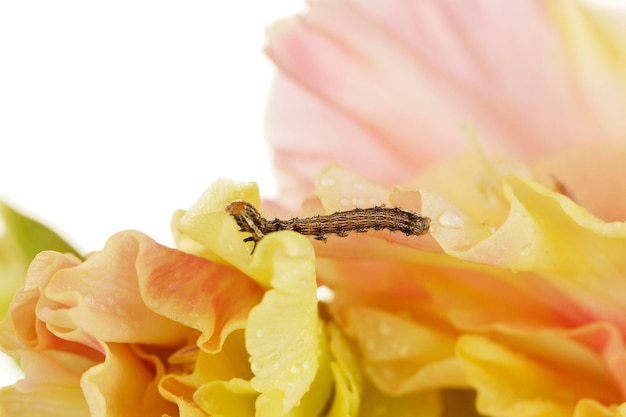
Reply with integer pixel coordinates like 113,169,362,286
265,0,626,205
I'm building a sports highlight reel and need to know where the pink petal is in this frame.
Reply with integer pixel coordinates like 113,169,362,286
531,143,626,222
265,0,626,204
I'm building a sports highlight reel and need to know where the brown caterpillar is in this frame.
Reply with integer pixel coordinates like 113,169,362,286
225,200,430,253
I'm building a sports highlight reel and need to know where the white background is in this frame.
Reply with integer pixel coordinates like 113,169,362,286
0,1,303,389
1,0,624,393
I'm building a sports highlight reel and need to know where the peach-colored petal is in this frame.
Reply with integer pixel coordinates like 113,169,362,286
0,202,79,319
81,342,176,417
0,251,80,353
135,234,264,353
265,0,626,204
40,231,190,347
0,350,93,417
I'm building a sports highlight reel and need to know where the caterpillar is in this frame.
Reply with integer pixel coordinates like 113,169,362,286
226,200,430,252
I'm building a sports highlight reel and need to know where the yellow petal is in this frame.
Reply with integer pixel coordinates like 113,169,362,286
457,335,621,417
339,306,465,395
324,324,362,417
176,179,265,280
245,231,322,417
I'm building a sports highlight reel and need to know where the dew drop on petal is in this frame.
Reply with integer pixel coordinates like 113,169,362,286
352,182,364,190
115,305,126,317
398,344,410,357
365,338,377,351
378,322,393,336
437,211,465,229
290,365,301,374
84,293,95,306
320,176,335,187
340,198,352,207
273,362,281,370
316,285,335,303
255,329,265,338
351,197,364,206
520,244,532,257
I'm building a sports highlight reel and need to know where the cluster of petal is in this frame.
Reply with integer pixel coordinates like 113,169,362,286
0,224,269,417
306,158,626,417
1,179,382,417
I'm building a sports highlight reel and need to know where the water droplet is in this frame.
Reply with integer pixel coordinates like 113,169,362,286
437,211,464,229
251,362,263,373
520,244,532,257
378,322,393,336
290,365,301,374
316,285,335,303
115,305,126,317
320,176,335,187
299,278,308,287
353,182,364,190
351,197,364,206
273,362,281,370
398,344,410,357
147,298,160,309
365,338,377,351
340,198,352,207
381,366,397,380
302,360,311,370
255,329,265,338
84,294,95,306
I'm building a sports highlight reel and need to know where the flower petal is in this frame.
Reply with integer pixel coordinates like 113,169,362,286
429,175,626,330
531,143,626,222
0,350,93,417
40,231,190,346
0,202,79,319
245,232,322,416
135,235,264,353
457,334,622,417
265,0,626,202
81,342,176,417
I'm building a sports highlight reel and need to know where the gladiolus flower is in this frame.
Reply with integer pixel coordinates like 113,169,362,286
3,0,626,416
